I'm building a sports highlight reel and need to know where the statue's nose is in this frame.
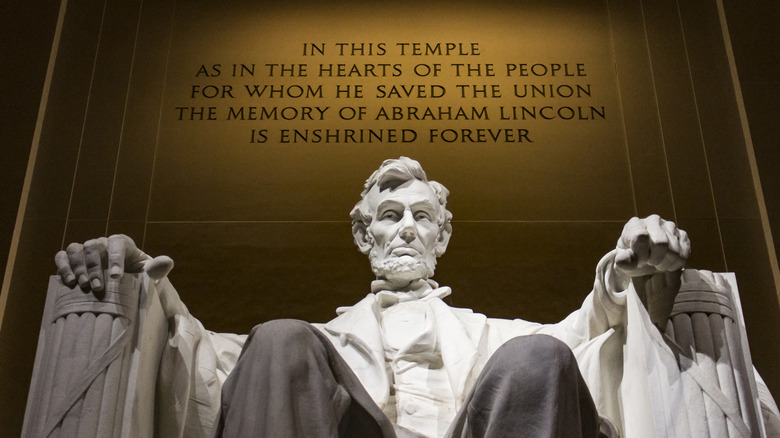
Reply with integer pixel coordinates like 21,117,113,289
399,211,417,243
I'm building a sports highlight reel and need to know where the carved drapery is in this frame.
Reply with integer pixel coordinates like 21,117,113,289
21,270,772,437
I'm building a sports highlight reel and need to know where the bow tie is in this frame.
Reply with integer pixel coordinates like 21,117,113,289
372,279,452,309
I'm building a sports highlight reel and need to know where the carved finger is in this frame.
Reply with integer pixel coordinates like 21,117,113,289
666,247,688,272
630,230,650,269
663,244,687,271
55,250,76,287
659,222,680,262
666,257,686,272
84,238,107,292
615,247,637,271
657,250,682,271
123,236,149,272
66,242,89,289
655,223,682,271
646,216,669,267
107,234,148,278
107,235,128,278
144,256,174,280
663,221,680,246
618,216,652,270
618,217,643,250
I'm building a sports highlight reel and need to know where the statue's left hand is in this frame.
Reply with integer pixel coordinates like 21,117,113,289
613,215,690,328
614,214,690,279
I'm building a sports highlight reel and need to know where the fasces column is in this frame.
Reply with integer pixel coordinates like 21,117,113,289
22,272,140,438
667,269,761,437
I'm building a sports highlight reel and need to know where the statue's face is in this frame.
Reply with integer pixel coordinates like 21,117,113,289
365,179,442,286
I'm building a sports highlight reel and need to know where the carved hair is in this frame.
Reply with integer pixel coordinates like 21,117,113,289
350,157,453,254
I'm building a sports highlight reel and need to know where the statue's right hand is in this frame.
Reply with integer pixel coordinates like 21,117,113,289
54,234,150,293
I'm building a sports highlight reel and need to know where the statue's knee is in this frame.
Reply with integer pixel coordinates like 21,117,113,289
254,318,314,339
489,335,577,382
244,319,322,359
501,334,573,361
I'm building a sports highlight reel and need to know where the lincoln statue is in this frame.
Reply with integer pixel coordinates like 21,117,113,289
53,157,779,437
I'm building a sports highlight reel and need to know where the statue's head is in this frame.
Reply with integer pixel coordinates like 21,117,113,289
351,157,453,287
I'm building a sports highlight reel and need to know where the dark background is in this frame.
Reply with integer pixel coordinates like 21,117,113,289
2,0,778,435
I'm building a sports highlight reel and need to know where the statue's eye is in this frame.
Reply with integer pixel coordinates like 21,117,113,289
414,211,432,221
381,211,401,221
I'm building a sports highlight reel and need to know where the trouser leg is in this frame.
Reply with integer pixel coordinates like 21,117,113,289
216,319,396,438
447,334,600,438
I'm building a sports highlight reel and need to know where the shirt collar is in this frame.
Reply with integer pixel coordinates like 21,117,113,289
371,278,452,308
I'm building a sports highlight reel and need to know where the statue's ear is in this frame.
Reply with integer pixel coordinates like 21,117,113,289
353,222,373,254
434,223,452,257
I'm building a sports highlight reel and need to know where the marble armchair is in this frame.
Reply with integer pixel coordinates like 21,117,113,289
21,269,780,437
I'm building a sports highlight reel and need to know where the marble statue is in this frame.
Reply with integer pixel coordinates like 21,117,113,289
51,157,779,437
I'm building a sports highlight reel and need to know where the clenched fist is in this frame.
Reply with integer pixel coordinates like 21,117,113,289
613,215,691,329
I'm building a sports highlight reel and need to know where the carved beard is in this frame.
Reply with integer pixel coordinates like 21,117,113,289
368,246,437,284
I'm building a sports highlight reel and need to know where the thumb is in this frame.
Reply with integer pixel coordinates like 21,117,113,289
144,256,174,280
615,247,636,271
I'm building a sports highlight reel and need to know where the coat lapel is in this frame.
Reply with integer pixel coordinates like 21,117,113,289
321,295,389,406
429,299,488,405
